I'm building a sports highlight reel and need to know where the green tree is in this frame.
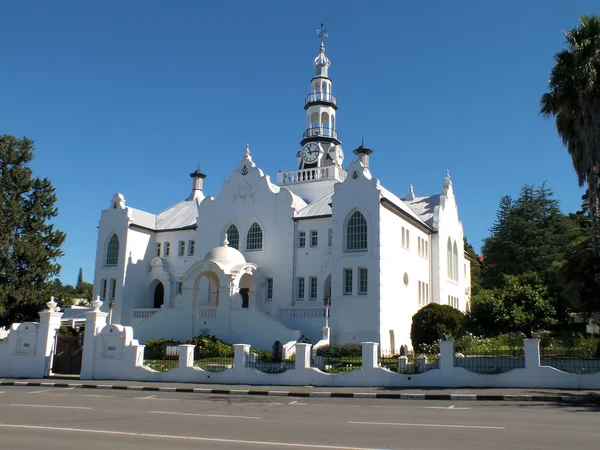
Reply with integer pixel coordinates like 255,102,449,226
0,135,65,327
560,194,600,314
541,15,600,268
482,184,574,288
76,267,83,290
410,303,465,349
469,273,557,338
464,237,483,296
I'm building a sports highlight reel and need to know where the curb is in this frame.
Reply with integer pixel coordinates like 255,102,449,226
1,381,598,404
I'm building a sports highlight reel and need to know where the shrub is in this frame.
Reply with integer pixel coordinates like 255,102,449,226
410,303,465,350
185,335,234,358
145,337,179,360
316,343,362,358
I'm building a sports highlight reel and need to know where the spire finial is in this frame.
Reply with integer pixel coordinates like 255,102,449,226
245,143,250,156
317,23,328,50
223,234,229,247
361,137,365,147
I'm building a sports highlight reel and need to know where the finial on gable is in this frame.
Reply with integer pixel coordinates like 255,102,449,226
442,170,454,197
223,234,229,247
243,143,253,162
406,184,415,201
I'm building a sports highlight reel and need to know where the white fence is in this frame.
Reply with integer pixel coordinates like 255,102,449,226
2,300,600,389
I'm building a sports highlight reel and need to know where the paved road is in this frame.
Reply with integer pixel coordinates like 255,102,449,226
0,386,597,449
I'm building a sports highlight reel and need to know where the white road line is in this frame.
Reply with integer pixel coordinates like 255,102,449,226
0,423,385,449
425,405,471,410
10,404,91,410
29,387,74,394
348,421,505,430
149,410,261,420
135,395,157,400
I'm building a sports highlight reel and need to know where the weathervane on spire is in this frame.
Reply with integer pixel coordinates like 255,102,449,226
317,23,328,47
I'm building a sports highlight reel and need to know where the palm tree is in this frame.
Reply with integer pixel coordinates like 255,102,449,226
541,15,600,269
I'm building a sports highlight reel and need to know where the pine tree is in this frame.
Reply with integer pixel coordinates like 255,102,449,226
76,267,83,290
0,135,66,327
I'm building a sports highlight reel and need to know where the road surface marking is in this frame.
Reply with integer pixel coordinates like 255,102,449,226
29,387,74,394
425,405,471,410
0,424,385,449
149,410,261,420
135,395,157,400
348,421,505,430
10,404,91,410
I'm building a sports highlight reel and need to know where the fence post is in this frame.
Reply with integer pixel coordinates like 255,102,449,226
362,342,378,370
439,340,455,371
37,298,64,377
179,344,195,369
524,339,540,369
233,344,250,369
294,343,312,370
397,356,408,372
80,297,108,380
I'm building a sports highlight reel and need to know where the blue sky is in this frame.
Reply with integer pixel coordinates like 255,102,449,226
1,1,596,286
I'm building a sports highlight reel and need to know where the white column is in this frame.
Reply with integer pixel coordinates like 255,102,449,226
233,344,250,370
294,343,312,370
361,342,378,370
439,340,455,371
178,344,195,369
37,298,64,377
80,297,108,380
524,339,540,369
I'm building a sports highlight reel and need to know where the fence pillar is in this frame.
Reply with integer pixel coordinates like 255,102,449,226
524,339,540,369
80,297,108,379
294,343,312,370
397,356,408,372
179,344,195,369
233,344,250,369
37,298,64,377
362,342,378,370
439,340,455,371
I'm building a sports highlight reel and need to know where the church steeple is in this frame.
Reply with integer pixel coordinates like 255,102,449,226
298,24,343,170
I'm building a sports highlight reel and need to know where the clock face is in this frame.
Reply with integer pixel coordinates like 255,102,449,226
301,143,320,163
333,145,344,166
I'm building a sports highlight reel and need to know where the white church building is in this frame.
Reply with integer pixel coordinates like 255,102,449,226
92,32,471,351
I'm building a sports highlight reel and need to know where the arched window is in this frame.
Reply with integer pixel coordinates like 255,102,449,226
452,241,459,282
246,222,263,251
346,211,367,251
447,238,453,279
226,224,240,250
106,233,119,266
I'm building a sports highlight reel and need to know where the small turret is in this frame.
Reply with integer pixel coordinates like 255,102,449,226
189,166,207,200
353,139,373,169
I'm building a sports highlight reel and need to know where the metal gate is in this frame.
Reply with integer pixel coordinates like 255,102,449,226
51,327,84,375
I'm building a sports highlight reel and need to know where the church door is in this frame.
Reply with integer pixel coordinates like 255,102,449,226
154,282,165,309
240,288,249,308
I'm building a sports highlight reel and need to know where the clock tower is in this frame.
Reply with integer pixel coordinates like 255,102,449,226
298,24,343,170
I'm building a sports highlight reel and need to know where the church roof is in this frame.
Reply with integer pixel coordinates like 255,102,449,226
128,199,199,231
295,191,334,218
379,186,429,225
402,194,441,229
155,199,199,230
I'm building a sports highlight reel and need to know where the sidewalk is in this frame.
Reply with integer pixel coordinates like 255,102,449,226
2,378,600,404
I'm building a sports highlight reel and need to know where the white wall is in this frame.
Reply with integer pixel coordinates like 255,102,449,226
329,160,381,345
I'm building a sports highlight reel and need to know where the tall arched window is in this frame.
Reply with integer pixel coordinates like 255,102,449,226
227,224,240,250
346,211,367,251
106,233,119,266
246,222,263,251
447,238,453,280
452,241,459,282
